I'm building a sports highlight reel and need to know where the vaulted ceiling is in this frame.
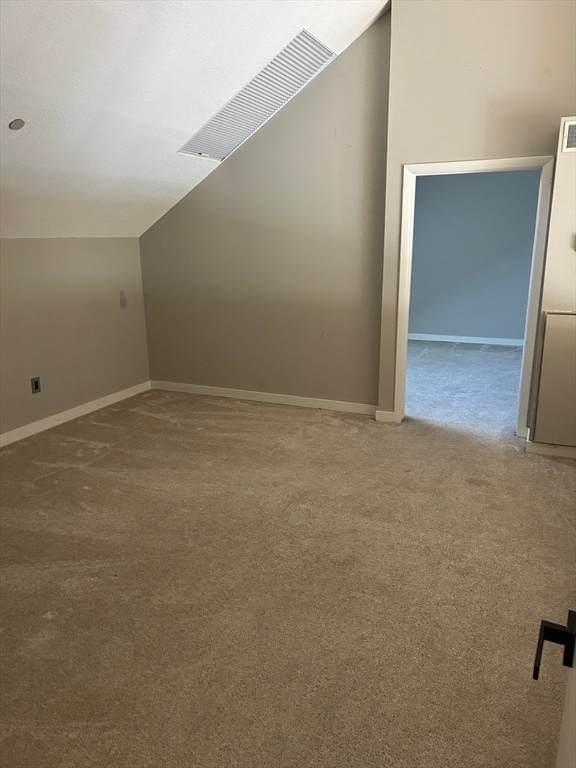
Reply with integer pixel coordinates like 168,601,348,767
0,0,387,238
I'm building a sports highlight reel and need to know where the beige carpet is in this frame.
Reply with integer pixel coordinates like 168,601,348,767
0,389,575,768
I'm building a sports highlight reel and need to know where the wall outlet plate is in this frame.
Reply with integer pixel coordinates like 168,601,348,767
31,377,41,394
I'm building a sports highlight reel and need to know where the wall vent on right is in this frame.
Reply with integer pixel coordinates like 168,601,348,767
561,120,576,152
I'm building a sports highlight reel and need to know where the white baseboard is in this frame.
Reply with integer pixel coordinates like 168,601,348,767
0,381,152,448
408,333,524,346
151,380,377,416
374,409,403,423
525,440,576,459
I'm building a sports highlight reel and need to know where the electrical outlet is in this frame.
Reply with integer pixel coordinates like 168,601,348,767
119,290,128,309
31,377,41,394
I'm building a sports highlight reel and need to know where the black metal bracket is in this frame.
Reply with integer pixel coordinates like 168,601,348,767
533,610,576,680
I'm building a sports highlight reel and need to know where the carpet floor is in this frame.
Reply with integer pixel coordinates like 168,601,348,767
1,379,575,767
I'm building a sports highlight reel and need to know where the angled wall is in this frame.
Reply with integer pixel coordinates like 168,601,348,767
140,16,390,407
380,0,576,410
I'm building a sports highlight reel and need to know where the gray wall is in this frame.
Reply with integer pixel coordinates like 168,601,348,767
140,15,390,406
0,238,150,434
379,0,576,410
408,170,541,340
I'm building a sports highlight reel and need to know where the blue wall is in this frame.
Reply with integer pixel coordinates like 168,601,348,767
409,170,541,340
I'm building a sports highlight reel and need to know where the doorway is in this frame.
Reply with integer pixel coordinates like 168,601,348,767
393,157,554,437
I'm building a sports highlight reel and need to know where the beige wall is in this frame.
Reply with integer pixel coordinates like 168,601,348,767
0,238,149,434
379,0,576,409
140,16,390,406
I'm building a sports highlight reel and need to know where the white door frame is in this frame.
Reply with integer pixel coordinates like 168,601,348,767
392,155,555,437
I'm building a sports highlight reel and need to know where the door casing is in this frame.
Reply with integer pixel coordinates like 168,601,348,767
387,155,554,437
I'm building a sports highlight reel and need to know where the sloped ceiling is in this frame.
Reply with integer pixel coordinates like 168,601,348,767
0,0,388,238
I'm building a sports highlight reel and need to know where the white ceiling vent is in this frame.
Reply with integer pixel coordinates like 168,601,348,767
179,29,336,162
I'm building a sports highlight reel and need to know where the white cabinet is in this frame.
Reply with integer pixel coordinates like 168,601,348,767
532,312,576,447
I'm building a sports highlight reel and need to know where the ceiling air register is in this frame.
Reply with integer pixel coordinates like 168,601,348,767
179,29,336,162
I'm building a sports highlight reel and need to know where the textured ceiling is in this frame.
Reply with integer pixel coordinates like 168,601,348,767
0,0,387,238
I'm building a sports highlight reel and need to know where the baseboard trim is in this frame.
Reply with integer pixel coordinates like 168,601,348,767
151,381,377,416
525,440,576,459
0,381,152,448
374,409,403,423
408,333,524,347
